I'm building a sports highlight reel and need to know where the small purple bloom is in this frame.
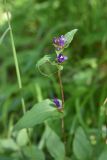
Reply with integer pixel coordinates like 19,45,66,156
57,53,68,63
59,35,66,46
53,35,66,49
53,37,58,44
53,97,62,109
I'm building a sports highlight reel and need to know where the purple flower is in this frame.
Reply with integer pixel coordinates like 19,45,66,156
59,35,66,46
53,35,66,49
57,53,68,63
53,97,62,109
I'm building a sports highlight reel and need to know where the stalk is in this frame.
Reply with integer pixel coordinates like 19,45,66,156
4,0,32,146
4,0,26,114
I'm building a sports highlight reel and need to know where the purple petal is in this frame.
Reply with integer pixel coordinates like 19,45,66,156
53,37,57,44
53,98,61,108
57,53,68,63
63,56,68,61
59,35,66,46
53,35,66,48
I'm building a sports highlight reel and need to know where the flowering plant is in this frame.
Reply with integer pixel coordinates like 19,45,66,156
36,29,78,146
37,29,77,110
14,29,78,159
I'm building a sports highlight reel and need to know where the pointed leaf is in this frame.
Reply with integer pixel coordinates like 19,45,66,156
73,127,92,160
64,29,78,47
14,99,62,131
46,126,65,160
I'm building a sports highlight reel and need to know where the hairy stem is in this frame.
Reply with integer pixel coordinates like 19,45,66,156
58,70,66,146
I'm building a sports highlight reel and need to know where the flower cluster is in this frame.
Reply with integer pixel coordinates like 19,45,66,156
37,29,77,111
53,35,68,110
57,53,68,63
53,35,66,50
53,35,68,64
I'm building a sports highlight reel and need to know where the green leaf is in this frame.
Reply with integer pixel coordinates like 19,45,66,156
22,145,45,160
99,103,106,128
0,138,19,151
73,127,92,160
64,29,78,47
36,55,51,67
14,99,62,131
36,55,58,76
45,125,65,160
16,129,29,146
36,55,51,76
98,148,107,160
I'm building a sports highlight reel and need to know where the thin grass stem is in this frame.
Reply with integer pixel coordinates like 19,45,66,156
4,0,32,147
4,0,26,114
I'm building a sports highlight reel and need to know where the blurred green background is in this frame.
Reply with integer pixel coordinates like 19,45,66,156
0,0,107,159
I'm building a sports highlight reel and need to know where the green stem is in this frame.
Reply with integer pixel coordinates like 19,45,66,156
4,0,33,153
4,1,34,158
4,0,26,114
58,70,64,109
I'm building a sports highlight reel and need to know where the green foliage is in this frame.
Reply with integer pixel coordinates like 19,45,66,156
22,145,45,160
98,148,107,160
36,55,58,76
16,129,29,146
14,99,63,130
36,55,51,68
64,29,78,48
73,127,92,160
0,138,19,151
45,126,65,160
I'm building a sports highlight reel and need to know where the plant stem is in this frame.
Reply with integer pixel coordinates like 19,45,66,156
58,70,64,108
58,70,66,146
4,0,26,114
4,0,33,151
